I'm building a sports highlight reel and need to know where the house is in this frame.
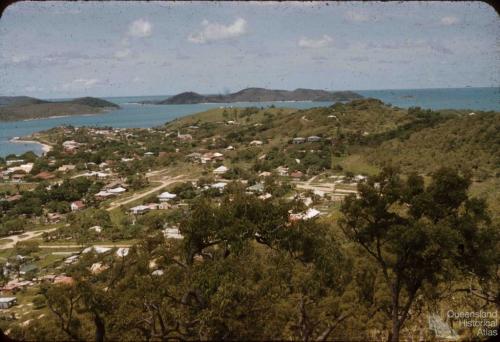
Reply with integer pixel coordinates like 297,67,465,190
54,276,74,285
89,225,102,233
47,212,63,223
19,263,38,275
95,191,115,199
177,131,193,141
158,192,177,202
290,170,304,179
186,152,202,163
57,164,76,172
276,166,289,176
307,136,321,142
247,183,265,193
130,205,150,215
82,246,112,254
289,208,321,222
64,255,80,264
70,201,85,212
116,248,129,257
35,171,56,180
213,165,229,175
163,227,183,239
249,140,263,146
210,182,226,190
292,137,306,144
258,193,272,200
107,186,127,194
225,145,235,150
259,171,272,177
0,297,17,309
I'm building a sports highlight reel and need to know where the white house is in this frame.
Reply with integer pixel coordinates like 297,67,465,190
107,187,127,194
163,227,183,239
0,297,17,309
213,165,229,175
249,140,263,146
158,192,177,202
129,205,150,215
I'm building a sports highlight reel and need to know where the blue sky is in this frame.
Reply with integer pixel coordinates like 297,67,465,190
0,1,498,98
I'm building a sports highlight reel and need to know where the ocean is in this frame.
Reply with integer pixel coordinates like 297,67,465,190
1,87,498,157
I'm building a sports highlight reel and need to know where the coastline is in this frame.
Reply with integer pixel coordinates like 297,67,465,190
9,137,53,155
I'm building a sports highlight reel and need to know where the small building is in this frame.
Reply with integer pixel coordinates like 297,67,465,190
47,212,63,223
292,137,306,144
163,227,183,239
70,201,85,212
57,164,76,172
213,165,229,175
249,140,263,146
290,170,304,179
307,136,321,142
210,182,227,191
129,205,150,215
95,191,115,199
276,166,289,176
177,131,193,141
247,183,265,193
158,192,177,202
0,297,17,309
35,171,55,180
107,186,127,194
89,225,102,233
19,263,38,276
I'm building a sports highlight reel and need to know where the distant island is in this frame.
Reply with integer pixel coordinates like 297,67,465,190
142,87,364,105
0,96,120,121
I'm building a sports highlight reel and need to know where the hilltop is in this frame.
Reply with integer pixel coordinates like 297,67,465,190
146,87,363,104
0,96,120,121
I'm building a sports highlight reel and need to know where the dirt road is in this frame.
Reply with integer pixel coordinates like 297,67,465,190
0,228,58,250
106,175,188,211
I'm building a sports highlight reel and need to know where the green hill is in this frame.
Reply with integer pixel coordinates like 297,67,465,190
366,112,500,178
0,96,119,121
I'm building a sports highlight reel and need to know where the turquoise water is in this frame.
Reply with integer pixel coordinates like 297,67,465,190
1,87,498,157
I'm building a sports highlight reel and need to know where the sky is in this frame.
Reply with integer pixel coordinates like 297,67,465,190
0,1,498,98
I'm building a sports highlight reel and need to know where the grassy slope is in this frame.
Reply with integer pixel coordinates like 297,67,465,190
366,113,500,177
165,99,499,217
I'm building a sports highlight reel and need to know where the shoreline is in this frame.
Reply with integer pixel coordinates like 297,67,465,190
9,137,53,155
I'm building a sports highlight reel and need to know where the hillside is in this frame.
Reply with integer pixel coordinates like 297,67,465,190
0,96,119,121
366,112,500,177
150,87,363,104
0,96,48,106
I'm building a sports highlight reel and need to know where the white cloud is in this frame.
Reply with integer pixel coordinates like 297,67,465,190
114,49,131,59
441,16,459,25
61,78,100,91
129,18,152,38
298,35,333,49
188,18,247,44
344,11,370,22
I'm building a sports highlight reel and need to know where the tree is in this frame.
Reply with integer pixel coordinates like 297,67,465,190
340,167,498,341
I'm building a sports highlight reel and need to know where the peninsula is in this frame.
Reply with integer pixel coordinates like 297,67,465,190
0,96,120,122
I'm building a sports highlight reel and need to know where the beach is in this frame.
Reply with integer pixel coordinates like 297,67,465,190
9,137,53,155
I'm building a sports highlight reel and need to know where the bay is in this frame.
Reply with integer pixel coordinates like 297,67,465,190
1,87,498,157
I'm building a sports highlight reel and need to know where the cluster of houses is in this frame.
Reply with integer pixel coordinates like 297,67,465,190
292,135,322,144
186,151,225,164
129,191,177,215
